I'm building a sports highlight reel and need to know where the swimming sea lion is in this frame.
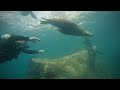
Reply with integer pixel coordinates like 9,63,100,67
40,18,93,36
20,11,37,19
20,11,30,16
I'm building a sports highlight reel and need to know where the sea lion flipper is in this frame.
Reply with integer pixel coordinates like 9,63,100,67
42,17,48,20
40,18,49,24
57,29,62,31
57,29,68,34
40,20,48,24
57,29,64,33
30,11,37,19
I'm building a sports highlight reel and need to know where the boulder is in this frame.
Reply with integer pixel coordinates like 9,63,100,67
28,50,111,79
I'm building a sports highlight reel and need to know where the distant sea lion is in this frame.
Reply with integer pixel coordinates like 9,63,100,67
83,37,103,55
40,18,93,36
20,11,37,19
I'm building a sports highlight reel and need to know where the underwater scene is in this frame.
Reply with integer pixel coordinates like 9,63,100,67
0,11,119,79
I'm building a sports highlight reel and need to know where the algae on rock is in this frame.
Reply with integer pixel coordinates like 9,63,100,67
28,50,111,79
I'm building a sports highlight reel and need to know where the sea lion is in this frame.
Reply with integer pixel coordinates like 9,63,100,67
20,11,37,19
40,18,93,36
83,37,103,55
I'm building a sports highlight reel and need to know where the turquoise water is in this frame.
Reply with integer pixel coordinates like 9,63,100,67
0,11,119,79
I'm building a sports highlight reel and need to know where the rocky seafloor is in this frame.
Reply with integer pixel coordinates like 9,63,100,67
28,50,111,79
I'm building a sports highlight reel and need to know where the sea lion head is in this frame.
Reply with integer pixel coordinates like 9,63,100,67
85,31,93,36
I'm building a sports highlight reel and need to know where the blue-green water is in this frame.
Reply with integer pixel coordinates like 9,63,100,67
0,11,119,79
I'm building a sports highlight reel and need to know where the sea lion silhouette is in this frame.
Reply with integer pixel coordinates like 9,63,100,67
20,11,37,19
41,18,93,36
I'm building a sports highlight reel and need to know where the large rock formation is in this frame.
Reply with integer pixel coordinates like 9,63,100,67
28,50,111,79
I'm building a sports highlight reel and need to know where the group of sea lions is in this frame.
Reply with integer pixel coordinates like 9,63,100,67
20,12,100,71
20,11,93,36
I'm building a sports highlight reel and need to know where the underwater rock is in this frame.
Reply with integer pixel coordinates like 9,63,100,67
28,50,111,79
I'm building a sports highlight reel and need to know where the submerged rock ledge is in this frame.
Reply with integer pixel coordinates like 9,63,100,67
28,50,111,79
